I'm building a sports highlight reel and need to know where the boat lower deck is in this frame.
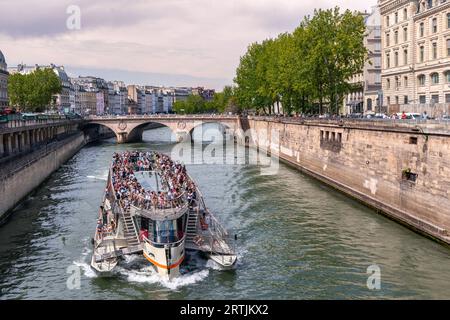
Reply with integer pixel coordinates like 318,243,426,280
93,244,143,263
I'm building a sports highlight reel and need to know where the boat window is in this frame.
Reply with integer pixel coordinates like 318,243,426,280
154,220,179,243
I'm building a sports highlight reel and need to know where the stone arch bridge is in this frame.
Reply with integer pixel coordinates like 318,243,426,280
85,115,243,143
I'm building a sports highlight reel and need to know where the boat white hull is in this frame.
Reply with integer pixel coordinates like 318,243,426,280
209,253,237,269
90,255,118,275
143,241,185,280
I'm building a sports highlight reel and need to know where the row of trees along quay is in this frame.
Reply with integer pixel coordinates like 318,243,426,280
8,68,62,112
176,7,368,116
234,7,367,115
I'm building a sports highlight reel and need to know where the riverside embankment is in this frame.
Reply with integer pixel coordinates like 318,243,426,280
0,132,86,224
1,115,450,247
244,116,450,245
0,121,165,223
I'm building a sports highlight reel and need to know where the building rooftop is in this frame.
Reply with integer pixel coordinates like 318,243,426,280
0,49,6,71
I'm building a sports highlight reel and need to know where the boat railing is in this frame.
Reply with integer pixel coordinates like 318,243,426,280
142,235,186,248
101,231,116,238
187,180,235,256
198,234,235,255
130,190,188,212
130,199,189,221
191,184,229,239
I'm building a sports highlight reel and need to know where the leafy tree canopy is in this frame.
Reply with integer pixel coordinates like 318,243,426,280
233,6,368,115
8,68,62,112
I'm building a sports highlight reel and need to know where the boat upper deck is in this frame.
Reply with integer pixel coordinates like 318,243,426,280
109,151,198,221
130,202,189,221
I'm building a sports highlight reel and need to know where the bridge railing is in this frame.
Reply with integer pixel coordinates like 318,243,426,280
86,114,239,120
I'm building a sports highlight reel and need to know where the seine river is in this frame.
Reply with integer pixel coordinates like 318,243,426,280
1,125,450,299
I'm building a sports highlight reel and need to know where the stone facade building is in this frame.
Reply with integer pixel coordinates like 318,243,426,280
71,76,116,115
380,0,450,114
345,6,382,114
0,50,8,107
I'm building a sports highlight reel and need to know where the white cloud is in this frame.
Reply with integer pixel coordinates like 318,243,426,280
0,0,378,89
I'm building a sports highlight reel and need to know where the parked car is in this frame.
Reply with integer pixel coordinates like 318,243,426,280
396,112,422,119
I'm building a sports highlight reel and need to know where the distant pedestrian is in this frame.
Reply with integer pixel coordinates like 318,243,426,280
401,111,407,120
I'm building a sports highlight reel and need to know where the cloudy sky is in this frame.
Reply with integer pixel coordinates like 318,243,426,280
0,0,377,89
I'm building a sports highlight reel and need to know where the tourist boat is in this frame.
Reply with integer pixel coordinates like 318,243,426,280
90,151,237,280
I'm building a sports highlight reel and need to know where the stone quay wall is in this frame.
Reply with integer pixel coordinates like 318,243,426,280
246,117,450,244
0,132,86,224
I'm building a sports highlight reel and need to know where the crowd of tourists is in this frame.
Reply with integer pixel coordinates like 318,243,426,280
110,151,197,213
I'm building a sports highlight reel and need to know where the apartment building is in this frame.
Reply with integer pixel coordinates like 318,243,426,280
380,0,450,114
0,50,8,107
345,6,382,114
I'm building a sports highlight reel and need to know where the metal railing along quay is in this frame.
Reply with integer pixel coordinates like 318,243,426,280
0,119,83,134
248,115,450,133
0,132,84,180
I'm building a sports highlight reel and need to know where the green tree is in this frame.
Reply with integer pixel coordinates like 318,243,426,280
209,85,235,113
234,42,272,114
233,6,368,115
7,73,28,110
174,87,240,114
299,7,367,114
173,94,207,114
8,68,62,112
172,100,188,114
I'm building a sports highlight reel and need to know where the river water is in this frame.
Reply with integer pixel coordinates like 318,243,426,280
0,125,450,300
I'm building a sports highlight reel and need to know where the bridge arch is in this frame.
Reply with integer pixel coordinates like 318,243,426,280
84,115,240,144
85,120,178,143
188,121,234,143
81,122,117,142
127,121,177,143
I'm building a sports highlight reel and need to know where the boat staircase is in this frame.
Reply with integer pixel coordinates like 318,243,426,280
122,207,140,247
185,208,199,249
